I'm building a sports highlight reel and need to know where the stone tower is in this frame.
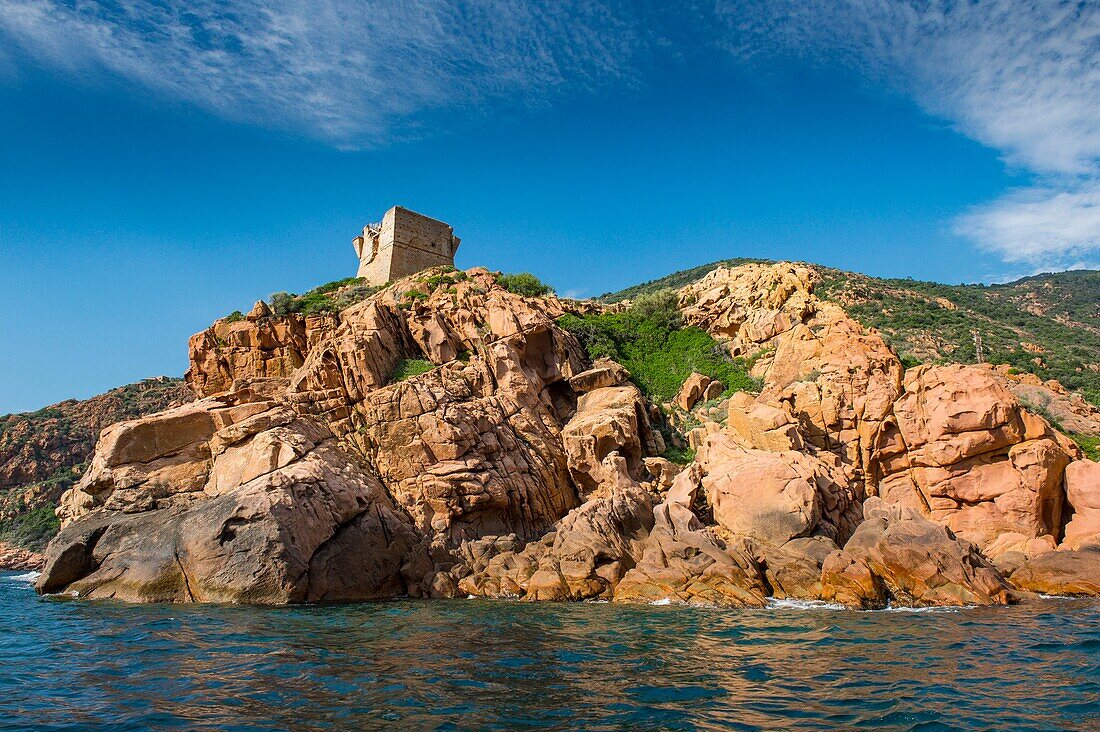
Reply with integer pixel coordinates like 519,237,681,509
353,206,461,286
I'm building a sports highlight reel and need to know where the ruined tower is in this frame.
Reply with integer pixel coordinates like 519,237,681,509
353,206,461,286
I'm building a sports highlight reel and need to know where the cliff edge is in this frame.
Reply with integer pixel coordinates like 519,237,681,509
33,263,1100,606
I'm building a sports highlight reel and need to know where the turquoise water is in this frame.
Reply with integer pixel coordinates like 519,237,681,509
2,571,1098,731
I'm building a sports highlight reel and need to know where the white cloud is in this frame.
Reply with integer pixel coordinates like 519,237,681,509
3,1,1098,271
955,182,1100,265
723,0,1100,270
0,0,641,147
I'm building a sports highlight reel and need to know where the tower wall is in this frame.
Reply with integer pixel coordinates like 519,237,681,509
354,206,459,286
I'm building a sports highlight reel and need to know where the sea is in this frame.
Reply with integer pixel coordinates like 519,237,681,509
2,570,1098,731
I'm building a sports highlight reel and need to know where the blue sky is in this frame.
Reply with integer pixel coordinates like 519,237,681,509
1,1,1097,413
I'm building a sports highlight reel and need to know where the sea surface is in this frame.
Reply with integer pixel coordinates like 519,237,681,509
2,571,1098,731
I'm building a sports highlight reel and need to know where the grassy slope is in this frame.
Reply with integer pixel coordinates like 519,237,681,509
814,268,1100,406
603,259,1100,408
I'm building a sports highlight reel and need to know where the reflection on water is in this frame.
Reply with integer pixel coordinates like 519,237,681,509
2,572,1099,731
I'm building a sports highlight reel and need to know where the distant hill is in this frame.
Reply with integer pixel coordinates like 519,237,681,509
0,377,194,552
599,259,768,303
815,268,1100,407
603,261,1100,408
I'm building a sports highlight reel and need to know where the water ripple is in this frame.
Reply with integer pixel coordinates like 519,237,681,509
1,571,1098,731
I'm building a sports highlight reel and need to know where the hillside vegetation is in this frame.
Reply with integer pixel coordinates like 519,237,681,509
559,290,759,403
814,268,1100,407
605,260,1100,408
0,377,194,550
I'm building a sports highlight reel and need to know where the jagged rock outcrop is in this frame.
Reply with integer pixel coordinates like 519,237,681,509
458,456,655,601
40,269,600,601
820,550,886,609
874,364,1075,555
612,468,770,607
38,388,419,603
34,261,1100,606
759,536,839,601
681,263,905,506
829,497,1014,608
186,315,321,398
562,384,654,497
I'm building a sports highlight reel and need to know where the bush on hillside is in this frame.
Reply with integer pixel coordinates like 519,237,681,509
558,288,758,403
388,358,435,384
270,277,379,316
498,272,553,298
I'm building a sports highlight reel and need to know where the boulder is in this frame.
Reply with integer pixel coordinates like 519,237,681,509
839,497,1014,607
568,358,631,394
697,434,860,545
724,393,803,452
38,413,418,603
1006,548,1100,596
561,384,652,497
460,457,654,601
819,550,887,609
1061,460,1100,550
759,536,838,600
612,501,768,607
675,372,712,411
612,468,769,607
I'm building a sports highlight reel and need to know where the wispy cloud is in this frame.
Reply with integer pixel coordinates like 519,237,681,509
3,1,1098,272
0,0,642,147
723,0,1100,271
954,182,1100,266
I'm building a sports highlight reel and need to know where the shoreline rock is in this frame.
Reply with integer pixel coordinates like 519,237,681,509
0,542,44,571
30,263,1100,608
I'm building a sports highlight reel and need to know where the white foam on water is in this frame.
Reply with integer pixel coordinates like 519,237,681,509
650,598,673,606
766,598,846,611
5,571,41,583
1038,594,1073,600
880,604,969,613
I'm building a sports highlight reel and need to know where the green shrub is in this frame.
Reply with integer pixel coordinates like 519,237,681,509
899,354,922,369
312,277,363,295
269,277,378,316
499,272,553,298
389,358,435,383
421,270,467,291
333,283,380,310
269,291,296,316
661,445,695,466
224,310,245,323
558,288,759,403
1072,434,1100,462
0,504,60,552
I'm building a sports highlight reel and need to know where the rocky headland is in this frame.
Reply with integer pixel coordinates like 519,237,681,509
0,378,194,568
29,263,1100,607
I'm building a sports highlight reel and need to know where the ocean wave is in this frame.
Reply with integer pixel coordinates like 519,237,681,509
765,598,846,611
4,571,41,584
